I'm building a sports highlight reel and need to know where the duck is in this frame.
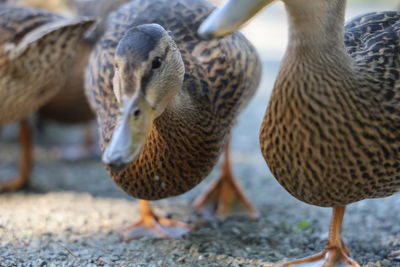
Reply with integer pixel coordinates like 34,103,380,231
85,0,261,238
198,0,400,265
36,37,96,161
0,3,93,191
14,0,131,161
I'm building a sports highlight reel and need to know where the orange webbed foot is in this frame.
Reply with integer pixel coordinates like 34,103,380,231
193,140,258,219
283,207,360,267
282,244,360,267
121,200,191,240
0,175,29,192
192,171,258,218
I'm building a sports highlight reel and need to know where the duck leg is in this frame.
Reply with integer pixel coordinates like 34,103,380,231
193,139,258,218
121,200,191,240
283,206,360,267
0,120,32,192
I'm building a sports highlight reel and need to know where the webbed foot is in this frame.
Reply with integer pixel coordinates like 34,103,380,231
121,200,191,240
283,207,360,267
193,140,258,218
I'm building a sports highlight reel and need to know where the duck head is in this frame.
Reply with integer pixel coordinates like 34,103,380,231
102,24,185,169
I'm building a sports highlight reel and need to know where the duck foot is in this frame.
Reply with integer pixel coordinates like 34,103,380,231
193,140,258,219
0,120,32,192
389,250,400,261
283,207,360,267
0,175,29,192
282,245,359,267
121,200,191,240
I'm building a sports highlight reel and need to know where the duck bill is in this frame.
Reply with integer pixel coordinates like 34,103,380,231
198,0,276,39
102,94,154,168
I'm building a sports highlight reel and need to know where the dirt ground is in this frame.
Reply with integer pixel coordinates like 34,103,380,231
1,2,400,267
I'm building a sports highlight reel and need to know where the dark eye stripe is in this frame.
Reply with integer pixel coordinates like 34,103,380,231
140,71,151,95
140,45,172,93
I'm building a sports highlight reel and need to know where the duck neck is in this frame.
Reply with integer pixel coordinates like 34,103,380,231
157,83,221,142
284,0,348,61
113,81,225,200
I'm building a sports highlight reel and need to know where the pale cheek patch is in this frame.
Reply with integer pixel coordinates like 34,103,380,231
113,70,122,103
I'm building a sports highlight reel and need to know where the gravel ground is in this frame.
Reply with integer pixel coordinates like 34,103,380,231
1,2,400,267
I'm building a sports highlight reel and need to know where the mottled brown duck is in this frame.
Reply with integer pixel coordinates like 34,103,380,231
199,0,400,266
85,0,261,238
0,4,93,191
20,0,130,160
11,0,129,161
36,30,95,160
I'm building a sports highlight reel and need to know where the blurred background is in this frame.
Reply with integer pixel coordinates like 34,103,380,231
0,0,400,266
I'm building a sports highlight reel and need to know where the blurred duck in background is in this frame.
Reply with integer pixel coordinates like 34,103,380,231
199,0,400,266
0,3,93,191
85,0,261,238
8,0,130,161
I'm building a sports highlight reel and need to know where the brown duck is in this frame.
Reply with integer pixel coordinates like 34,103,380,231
85,0,261,238
16,0,131,160
2,2,93,126
0,4,93,191
199,0,400,266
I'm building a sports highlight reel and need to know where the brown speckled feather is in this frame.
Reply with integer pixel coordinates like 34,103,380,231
85,0,261,200
0,4,93,125
38,41,94,123
261,5,400,207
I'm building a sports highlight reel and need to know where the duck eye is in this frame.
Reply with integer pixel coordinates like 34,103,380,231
152,57,162,69
133,109,141,117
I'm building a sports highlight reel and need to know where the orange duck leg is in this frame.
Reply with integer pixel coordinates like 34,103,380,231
121,200,191,240
193,139,258,218
0,120,32,192
283,207,360,267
